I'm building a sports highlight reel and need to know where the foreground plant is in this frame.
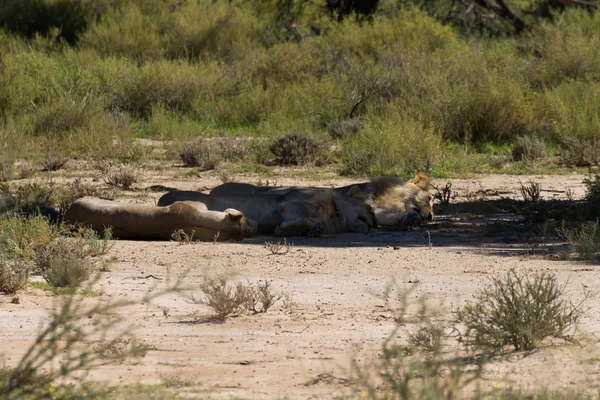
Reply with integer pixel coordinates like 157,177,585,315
0,275,182,400
351,281,484,399
458,269,586,353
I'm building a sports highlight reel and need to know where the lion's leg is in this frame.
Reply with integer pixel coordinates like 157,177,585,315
274,218,320,237
374,209,423,227
277,202,326,237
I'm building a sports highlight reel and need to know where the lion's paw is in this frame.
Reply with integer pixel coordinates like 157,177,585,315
403,210,424,227
307,221,326,237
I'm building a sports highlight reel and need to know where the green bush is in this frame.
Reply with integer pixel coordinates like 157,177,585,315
340,112,443,176
525,10,600,88
0,215,56,259
112,60,206,118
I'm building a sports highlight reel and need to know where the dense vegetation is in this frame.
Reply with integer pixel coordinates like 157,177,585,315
1,0,600,177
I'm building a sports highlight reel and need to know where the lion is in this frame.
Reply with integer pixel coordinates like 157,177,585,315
157,186,377,237
63,198,257,241
208,173,434,227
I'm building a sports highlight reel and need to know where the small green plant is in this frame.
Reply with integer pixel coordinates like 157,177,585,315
458,268,586,353
104,166,139,188
268,132,330,166
557,220,600,260
512,135,546,161
0,258,31,293
263,238,292,255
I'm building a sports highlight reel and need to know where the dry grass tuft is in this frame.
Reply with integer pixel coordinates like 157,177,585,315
104,166,139,188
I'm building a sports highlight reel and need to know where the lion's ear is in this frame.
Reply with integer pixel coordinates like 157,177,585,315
227,209,244,220
345,185,365,200
411,172,430,190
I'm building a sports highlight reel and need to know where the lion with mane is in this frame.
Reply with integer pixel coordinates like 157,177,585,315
208,173,433,228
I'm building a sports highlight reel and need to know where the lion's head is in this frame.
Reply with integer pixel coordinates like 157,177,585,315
341,185,378,233
371,172,434,223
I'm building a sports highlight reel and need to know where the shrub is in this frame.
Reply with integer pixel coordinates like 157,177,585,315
327,118,362,140
0,258,31,293
34,238,94,288
195,276,281,318
178,139,220,170
42,251,94,288
268,132,330,166
178,137,250,170
458,269,586,353
560,138,600,167
511,135,546,161
557,221,600,260
103,166,139,189
197,276,247,318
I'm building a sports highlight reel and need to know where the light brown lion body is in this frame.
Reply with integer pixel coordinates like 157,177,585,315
157,186,376,237
63,198,257,241
208,173,433,228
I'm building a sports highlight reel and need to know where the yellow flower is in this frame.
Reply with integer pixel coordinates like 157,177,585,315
360,391,367,398
493,381,500,388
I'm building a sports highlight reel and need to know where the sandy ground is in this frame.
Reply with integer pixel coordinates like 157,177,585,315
2,166,600,398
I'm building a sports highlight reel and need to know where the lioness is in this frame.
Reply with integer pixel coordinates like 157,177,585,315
157,186,376,237
209,173,434,227
63,198,257,241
